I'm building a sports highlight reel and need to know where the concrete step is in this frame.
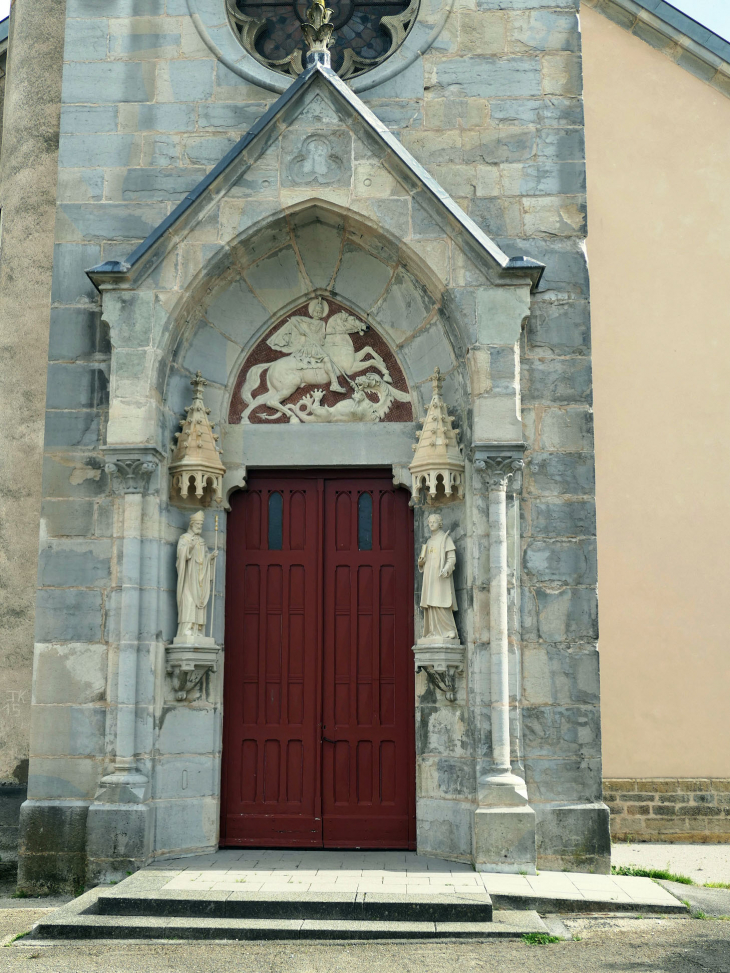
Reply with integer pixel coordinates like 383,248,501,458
96,889,494,922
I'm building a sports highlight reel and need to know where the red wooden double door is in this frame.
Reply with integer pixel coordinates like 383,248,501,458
221,470,415,848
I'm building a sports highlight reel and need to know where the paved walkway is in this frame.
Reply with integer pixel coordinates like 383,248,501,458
160,849,682,909
611,842,730,884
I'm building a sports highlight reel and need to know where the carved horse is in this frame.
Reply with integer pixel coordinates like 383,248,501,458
240,311,393,423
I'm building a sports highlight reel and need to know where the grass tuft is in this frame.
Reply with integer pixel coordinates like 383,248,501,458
523,933,561,945
612,865,693,885
3,931,30,946
705,881,730,890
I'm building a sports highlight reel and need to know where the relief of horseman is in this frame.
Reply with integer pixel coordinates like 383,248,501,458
240,298,401,423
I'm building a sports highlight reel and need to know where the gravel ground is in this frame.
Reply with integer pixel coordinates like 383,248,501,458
611,843,730,884
0,917,727,973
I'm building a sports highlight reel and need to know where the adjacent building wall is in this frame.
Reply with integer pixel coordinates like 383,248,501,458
582,4,730,837
0,0,66,869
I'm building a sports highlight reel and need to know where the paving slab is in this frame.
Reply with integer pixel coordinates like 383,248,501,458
657,879,730,918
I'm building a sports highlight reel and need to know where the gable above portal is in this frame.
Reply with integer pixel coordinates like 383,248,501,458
86,63,543,301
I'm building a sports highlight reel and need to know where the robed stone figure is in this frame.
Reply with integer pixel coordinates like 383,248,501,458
418,513,458,641
175,510,218,642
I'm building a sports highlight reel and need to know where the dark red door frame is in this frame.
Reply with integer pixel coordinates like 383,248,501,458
220,469,415,849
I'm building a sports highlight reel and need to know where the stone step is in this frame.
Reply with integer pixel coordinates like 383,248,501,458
33,910,548,943
96,889,494,922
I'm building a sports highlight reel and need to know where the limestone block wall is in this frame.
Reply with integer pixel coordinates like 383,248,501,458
17,0,607,886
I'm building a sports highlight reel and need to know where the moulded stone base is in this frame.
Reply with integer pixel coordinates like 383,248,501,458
86,802,153,885
534,801,611,874
17,799,90,893
473,806,537,874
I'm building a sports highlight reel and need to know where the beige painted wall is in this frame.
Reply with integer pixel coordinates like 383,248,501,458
581,4,730,777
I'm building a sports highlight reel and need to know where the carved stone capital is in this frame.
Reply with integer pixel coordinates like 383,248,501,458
103,447,163,494
413,641,465,703
473,444,526,494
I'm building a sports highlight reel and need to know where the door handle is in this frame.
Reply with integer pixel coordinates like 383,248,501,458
322,736,337,744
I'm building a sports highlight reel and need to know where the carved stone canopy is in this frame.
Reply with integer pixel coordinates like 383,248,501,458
409,368,465,506
169,372,226,505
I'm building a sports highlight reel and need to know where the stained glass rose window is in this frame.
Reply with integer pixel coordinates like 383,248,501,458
227,0,419,79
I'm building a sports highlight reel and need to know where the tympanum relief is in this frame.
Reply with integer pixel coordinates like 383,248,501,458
229,298,413,424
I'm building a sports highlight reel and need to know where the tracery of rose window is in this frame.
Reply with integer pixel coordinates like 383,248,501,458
226,0,419,79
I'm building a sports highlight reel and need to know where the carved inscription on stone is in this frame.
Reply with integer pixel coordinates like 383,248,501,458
229,298,413,424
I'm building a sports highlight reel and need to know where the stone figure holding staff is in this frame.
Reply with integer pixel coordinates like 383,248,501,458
418,512,458,641
175,510,218,643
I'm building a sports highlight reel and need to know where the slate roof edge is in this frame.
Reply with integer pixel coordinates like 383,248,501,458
585,0,730,93
86,62,544,292
0,15,9,51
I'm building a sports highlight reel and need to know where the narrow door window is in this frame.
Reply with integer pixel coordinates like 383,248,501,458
358,492,373,551
268,492,283,550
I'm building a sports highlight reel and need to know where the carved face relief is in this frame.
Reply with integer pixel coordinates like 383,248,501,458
228,299,413,425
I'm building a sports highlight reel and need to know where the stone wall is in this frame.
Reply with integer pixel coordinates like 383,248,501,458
605,779,730,843
17,0,608,886
0,0,66,874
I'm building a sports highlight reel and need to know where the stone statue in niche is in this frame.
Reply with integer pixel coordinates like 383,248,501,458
236,298,412,424
418,513,458,642
175,510,218,644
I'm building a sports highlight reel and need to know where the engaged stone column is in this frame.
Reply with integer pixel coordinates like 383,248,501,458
85,449,159,883
473,446,536,873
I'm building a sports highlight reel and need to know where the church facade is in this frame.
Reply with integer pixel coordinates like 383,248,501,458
2,0,612,890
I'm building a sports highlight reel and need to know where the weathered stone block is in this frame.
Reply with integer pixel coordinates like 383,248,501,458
121,167,206,201
539,407,593,452
537,126,585,161
526,452,595,497
156,706,218,756
435,57,542,98
526,299,590,355
523,359,592,405
523,538,596,585
61,105,119,135
469,197,522,236
488,96,583,128
522,643,600,705
417,797,473,861
473,806,536,873
535,802,610,873
46,363,109,411
500,161,586,196
333,244,393,312
59,133,137,169
245,246,309,313
62,61,155,104
530,499,596,537
464,128,536,164
50,244,102,306
158,59,215,102
535,587,598,641
400,323,457,384
522,704,601,758
508,9,579,53
110,31,181,58
541,52,583,97
418,756,475,800
154,797,219,855
38,540,111,588
372,268,433,336
526,756,602,803
58,202,168,242
523,196,586,238
32,643,107,705
35,589,103,643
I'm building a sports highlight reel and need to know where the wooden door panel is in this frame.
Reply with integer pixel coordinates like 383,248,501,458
321,478,415,848
222,478,322,846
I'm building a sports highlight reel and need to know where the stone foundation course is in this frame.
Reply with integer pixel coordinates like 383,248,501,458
604,778,730,842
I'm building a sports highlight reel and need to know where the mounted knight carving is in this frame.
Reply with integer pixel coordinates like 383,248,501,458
230,297,413,425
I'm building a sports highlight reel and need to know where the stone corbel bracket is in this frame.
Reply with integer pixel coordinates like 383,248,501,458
413,641,465,703
165,643,220,702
